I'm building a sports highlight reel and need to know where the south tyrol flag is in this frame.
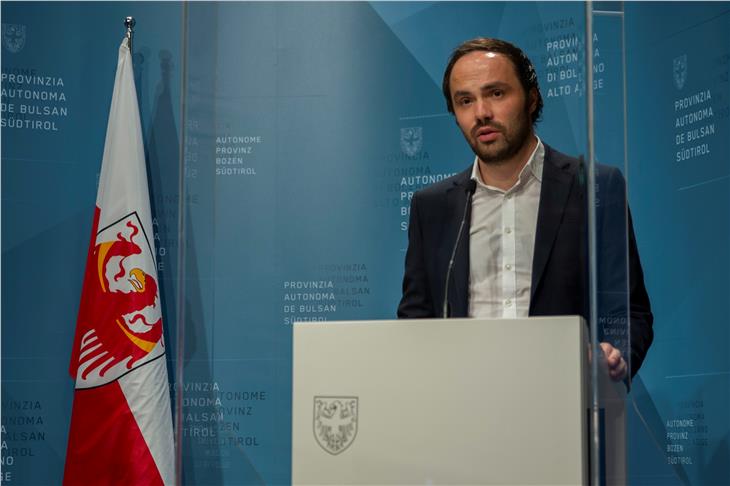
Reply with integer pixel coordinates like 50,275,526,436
64,38,175,486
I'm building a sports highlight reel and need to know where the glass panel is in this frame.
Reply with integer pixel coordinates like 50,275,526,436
179,4,275,484
178,2,590,483
590,2,730,486
621,2,730,485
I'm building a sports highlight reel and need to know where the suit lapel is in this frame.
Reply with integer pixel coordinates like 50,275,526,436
445,169,473,317
530,146,578,301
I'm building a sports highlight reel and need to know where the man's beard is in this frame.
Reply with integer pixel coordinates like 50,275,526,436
467,107,532,165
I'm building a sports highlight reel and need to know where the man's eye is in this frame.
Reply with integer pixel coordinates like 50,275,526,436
492,90,504,97
458,98,472,106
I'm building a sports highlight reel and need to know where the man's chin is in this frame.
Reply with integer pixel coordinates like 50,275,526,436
475,146,511,165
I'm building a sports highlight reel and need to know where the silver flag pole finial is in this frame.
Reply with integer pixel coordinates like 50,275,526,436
125,16,135,52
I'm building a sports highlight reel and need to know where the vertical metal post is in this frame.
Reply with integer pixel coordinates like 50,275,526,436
619,4,633,390
175,4,190,485
584,2,601,485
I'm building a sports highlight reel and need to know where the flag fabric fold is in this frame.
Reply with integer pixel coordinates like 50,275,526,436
64,38,175,486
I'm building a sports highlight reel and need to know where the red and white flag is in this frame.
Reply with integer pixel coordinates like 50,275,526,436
64,38,175,486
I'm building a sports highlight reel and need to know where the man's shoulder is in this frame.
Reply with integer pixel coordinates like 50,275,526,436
544,143,582,174
413,166,472,201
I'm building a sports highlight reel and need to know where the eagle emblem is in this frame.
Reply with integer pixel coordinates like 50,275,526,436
2,24,26,53
673,54,687,90
400,127,423,157
71,211,164,389
313,396,358,455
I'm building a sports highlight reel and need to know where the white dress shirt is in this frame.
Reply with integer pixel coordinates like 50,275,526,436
468,138,545,318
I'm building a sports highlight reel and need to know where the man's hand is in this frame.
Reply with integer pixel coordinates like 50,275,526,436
600,342,627,381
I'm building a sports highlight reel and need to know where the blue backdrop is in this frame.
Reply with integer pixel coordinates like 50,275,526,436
2,2,728,485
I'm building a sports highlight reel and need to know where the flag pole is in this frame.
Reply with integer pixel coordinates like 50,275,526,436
124,16,135,52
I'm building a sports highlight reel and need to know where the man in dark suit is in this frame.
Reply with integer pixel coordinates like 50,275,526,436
397,38,653,381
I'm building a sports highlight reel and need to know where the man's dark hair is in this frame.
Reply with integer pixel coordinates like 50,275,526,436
442,37,543,124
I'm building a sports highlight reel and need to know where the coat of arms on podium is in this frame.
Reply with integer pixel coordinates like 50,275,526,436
313,396,358,455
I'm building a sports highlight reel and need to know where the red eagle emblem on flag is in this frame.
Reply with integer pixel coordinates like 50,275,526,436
71,210,165,388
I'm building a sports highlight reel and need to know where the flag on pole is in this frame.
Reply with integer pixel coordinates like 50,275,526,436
64,37,175,486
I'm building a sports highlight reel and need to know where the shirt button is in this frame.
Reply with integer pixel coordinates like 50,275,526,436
505,263,512,270
505,299,512,307
505,227,512,234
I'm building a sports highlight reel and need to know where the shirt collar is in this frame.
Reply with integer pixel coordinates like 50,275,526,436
470,135,544,190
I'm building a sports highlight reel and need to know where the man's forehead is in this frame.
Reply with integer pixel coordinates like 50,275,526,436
451,51,518,84
469,50,500,60
457,50,514,67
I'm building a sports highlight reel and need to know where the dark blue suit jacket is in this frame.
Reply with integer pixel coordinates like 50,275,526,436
397,144,653,377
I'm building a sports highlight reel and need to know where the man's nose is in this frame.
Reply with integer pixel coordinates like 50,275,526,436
474,99,493,122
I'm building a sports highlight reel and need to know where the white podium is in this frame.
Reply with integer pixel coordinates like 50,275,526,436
292,317,626,485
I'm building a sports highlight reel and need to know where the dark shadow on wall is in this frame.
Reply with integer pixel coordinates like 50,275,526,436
136,44,183,460
145,48,180,362
134,42,229,484
134,48,151,137
177,214,224,486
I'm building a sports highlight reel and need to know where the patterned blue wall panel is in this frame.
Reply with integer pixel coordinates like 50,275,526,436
2,2,728,485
